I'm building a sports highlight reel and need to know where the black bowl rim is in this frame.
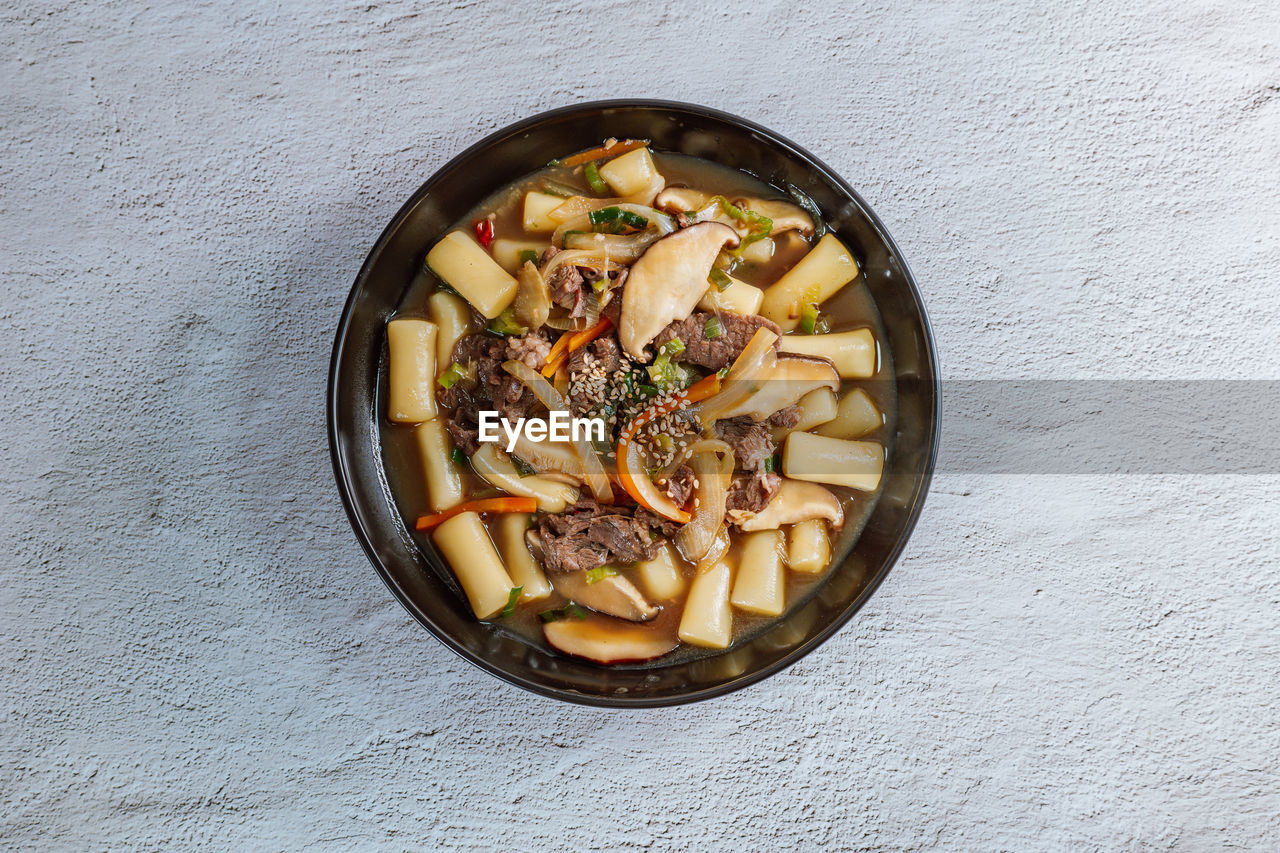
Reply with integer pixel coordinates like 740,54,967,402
327,98,941,707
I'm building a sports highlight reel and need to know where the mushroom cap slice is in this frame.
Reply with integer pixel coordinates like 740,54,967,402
551,570,661,622
619,221,740,361
733,197,815,237
735,478,845,531
543,618,678,663
713,354,840,422
654,186,711,213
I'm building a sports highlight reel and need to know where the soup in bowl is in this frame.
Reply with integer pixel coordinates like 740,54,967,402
330,102,938,704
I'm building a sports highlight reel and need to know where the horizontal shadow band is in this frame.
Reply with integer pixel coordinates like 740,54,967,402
933,380,1280,474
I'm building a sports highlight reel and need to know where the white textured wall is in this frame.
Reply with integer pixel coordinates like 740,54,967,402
3,1,1279,849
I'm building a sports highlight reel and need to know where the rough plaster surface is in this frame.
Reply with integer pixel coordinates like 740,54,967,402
2,1,1279,849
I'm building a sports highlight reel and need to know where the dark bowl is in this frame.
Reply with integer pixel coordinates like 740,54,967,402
328,100,940,707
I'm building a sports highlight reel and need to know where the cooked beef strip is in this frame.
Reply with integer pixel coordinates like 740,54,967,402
725,470,782,515
537,499,669,574
547,263,585,317
714,417,776,473
653,311,781,371
442,333,541,453
602,273,626,328
767,403,802,429
662,465,696,506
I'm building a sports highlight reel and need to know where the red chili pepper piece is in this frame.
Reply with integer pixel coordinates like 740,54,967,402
474,218,494,249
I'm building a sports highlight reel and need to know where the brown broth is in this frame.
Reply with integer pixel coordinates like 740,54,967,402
382,150,896,666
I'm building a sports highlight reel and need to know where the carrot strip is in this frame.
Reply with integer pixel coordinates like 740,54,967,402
567,315,613,353
415,497,538,531
554,139,649,168
541,332,572,378
615,373,723,522
540,316,614,378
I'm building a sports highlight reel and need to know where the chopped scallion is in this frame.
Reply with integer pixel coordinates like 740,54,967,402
438,361,467,390
511,454,536,477
487,308,527,336
518,249,539,266
659,337,685,357
764,455,776,474
584,161,607,195
704,316,723,339
585,566,618,584
708,267,733,291
501,586,523,619
538,602,588,623
616,209,648,230
449,447,466,466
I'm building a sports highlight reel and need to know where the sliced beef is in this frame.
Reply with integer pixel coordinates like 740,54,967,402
546,264,585,317
714,417,776,473
725,470,782,516
505,331,551,370
601,274,625,327
767,403,802,429
442,333,541,452
662,465,696,506
443,395,483,456
653,311,780,371
537,499,668,574
635,507,683,541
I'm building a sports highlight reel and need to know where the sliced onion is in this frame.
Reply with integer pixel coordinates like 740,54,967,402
551,204,676,248
692,327,779,425
539,249,625,283
502,359,613,502
562,231,660,264
503,358,568,410
674,441,735,563
511,433,584,484
548,175,666,222
695,524,731,574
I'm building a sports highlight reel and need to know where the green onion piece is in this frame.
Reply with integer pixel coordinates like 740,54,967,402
638,383,659,397
487,308,527,336
616,210,648,230
660,337,685,357
590,275,608,293
708,267,733,291
654,433,674,453
518,249,539,266
764,455,776,474
449,447,466,466
538,602,588,623
511,454,535,477
501,586,523,619
800,303,821,335
585,566,617,584
584,161,608,195
588,206,621,226
711,195,773,256
438,361,467,389
704,316,723,340
561,229,585,248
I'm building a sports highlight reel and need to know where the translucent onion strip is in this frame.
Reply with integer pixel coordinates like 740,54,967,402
502,360,613,502
674,440,735,563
